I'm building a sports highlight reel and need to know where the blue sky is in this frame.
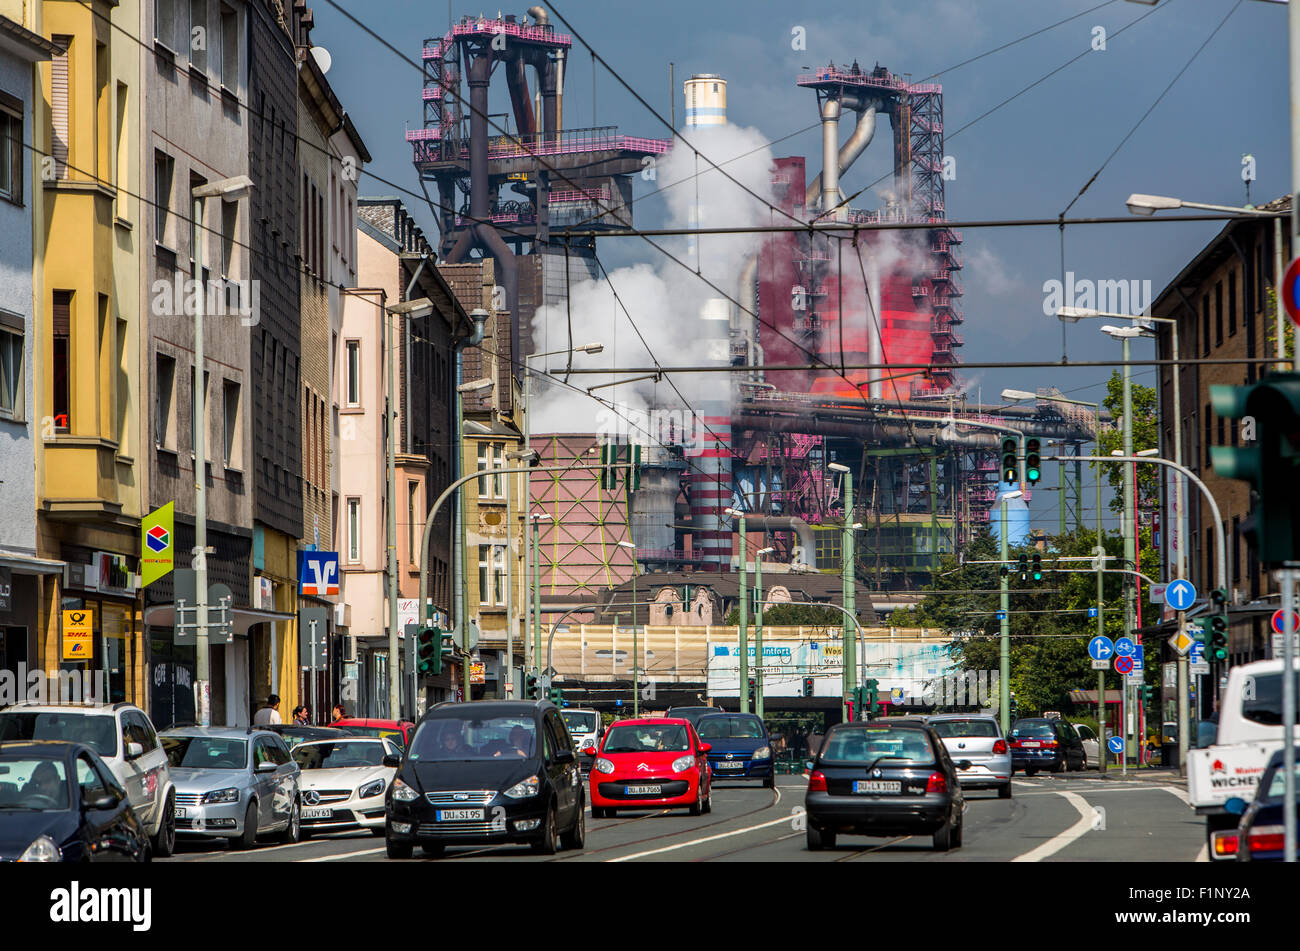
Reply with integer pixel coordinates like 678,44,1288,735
313,0,1289,533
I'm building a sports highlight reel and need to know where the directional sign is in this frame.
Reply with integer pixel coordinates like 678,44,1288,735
1088,635,1114,661
1271,608,1300,635
1114,637,1137,657
1283,253,1300,328
1107,736,1125,755
1114,655,1134,675
1168,627,1194,656
1088,606,1099,619
1164,578,1197,612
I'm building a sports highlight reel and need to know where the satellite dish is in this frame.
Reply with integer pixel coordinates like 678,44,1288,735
311,46,332,74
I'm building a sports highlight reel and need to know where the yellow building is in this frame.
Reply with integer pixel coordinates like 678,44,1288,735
33,0,144,704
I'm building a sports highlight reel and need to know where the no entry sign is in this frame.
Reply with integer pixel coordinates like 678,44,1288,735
1282,255,1300,327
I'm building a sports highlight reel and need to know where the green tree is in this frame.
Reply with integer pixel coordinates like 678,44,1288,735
724,603,843,626
1095,370,1158,514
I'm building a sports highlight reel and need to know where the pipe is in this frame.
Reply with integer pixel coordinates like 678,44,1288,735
507,52,536,137
741,515,816,569
527,5,548,26
555,49,564,135
738,254,758,380
806,102,878,212
819,98,842,220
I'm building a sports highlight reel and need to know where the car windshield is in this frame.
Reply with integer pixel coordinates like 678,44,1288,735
820,727,935,766
1010,721,1056,738
293,741,387,770
161,736,248,770
1263,761,1300,799
339,726,405,749
696,716,764,739
1241,672,1300,726
0,712,118,758
931,719,1000,739
409,717,537,761
0,756,71,810
603,724,691,753
561,712,598,734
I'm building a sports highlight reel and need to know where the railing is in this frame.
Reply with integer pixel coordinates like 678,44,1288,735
797,69,910,93
450,18,571,46
549,184,611,203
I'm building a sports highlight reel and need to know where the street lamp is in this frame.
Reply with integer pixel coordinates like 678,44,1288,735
725,506,751,713
828,463,857,719
617,540,640,715
190,175,253,727
754,546,775,717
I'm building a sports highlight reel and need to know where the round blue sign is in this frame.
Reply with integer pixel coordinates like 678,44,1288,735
1114,637,1137,657
1164,579,1197,612
1107,736,1125,754
1088,636,1114,661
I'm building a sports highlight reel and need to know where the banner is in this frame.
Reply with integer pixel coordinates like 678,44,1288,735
141,502,175,587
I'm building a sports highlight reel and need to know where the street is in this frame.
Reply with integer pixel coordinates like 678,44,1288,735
163,773,1203,864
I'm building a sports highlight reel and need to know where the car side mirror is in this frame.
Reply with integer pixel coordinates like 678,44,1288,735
957,759,972,770
582,746,598,757
256,760,278,773
699,743,712,754
1224,797,1247,816
381,754,402,769
556,749,575,764
805,761,815,771
87,792,120,811
125,742,144,760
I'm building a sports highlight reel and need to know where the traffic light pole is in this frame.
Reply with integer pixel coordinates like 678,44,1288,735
736,513,749,715
755,554,765,719
999,500,1011,736
1281,568,1297,864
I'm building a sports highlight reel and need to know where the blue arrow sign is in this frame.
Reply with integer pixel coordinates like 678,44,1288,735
1164,578,1197,612
1114,637,1137,657
1107,736,1125,755
1088,636,1114,661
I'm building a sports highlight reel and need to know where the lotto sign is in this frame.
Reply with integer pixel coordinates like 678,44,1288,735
297,551,340,596
62,610,94,660
140,502,175,587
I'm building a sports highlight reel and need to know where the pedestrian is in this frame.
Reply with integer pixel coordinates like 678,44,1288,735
292,705,310,725
330,702,347,722
253,694,282,725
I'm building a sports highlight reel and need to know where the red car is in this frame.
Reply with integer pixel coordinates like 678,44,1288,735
331,718,416,750
584,718,713,817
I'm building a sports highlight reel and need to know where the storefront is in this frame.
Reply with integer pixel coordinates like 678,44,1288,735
59,549,143,706
0,555,65,693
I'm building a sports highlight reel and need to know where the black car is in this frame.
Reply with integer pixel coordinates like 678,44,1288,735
0,740,150,862
1226,747,1300,862
384,700,585,859
804,721,966,852
262,724,353,749
1008,718,1085,775
664,706,728,729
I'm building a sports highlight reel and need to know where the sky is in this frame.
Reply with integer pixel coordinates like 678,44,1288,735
311,0,1291,534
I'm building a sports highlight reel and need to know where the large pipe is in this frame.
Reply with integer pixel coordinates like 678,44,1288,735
738,253,758,379
507,52,537,137
741,515,816,569
806,100,879,212
555,49,564,134
819,98,842,220
527,5,548,26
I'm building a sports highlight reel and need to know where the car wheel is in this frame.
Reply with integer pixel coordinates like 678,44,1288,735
951,816,964,849
689,785,704,816
369,827,385,837
279,800,301,844
385,827,413,859
152,793,176,858
560,798,586,850
420,843,446,858
1025,767,1038,777
703,787,712,814
933,819,953,852
763,772,776,790
998,781,1012,799
235,801,259,850
531,802,559,855
1078,752,1086,772
806,824,826,851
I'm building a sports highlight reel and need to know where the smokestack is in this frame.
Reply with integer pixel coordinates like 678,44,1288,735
819,97,842,220
683,73,727,128
690,298,734,569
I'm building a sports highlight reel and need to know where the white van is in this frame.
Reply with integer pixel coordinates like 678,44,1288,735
560,708,603,770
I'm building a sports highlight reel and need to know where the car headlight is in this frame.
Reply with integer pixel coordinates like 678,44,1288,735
503,775,540,799
672,754,697,773
593,758,615,774
202,787,240,804
358,778,386,800
752,746,771,761
18,835,60,862
390,778,419,802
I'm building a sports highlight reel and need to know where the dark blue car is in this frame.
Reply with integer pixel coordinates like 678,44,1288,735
696,713,775,788
1225,746,1300,862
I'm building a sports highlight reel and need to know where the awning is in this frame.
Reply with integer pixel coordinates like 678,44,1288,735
144,603,295,636
1069,689,1125,704
0,551,66,575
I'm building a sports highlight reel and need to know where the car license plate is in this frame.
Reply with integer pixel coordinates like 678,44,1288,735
852,780,901,794
718,761,745,769
174,807,187,819
1022,742,1041,748
302,807,333,819
625,785,662,796
435,808,485,821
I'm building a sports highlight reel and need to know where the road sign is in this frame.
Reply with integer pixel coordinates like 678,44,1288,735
1107,736,1125,755
1271,608,1300,635
1283,253,1300,327
1088,635,1114,661
62,609,93,661
1088,606,1099,618
1189,640,1209,674
1164,578,1197,612
1168,627,1194,656
1114,655,1134,675
1272,632,1300,657
299,607,329,668
889,687,905,705
995,610,1007,621
1114,637,1137,657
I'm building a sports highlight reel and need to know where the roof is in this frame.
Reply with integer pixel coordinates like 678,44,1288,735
0,740,81,755
331,718,414,728
159,726,274,738
608,717,689,726
420,701,546,720
0,15,62,61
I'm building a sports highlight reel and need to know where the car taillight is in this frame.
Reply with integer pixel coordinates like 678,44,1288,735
1211,830,1239,857
807,770,827,793
925,772,947,794
1248,826,1286,852
992,739,1007,755
1042,740,1059,748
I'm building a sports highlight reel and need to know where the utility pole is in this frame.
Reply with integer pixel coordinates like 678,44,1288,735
1121,335,1135,769
729,508,749,714
999,498,1011,735
1096,458,1106,774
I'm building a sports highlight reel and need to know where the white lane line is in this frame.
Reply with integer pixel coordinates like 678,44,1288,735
182,832,372,861
1011,790,1094,863
1159,785,1191,806
303,846,388,862
609,813,794,862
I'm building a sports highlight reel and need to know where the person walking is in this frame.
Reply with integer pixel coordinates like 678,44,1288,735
292,705,310,725
253,694,282,726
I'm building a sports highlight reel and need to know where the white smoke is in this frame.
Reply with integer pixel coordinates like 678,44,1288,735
530,123,778,434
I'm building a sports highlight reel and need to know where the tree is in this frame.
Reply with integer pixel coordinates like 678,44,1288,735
1095,370,1159,514
724,603,842,626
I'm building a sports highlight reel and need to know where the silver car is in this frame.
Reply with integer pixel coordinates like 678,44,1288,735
927,714,1013,799
160,727,301,848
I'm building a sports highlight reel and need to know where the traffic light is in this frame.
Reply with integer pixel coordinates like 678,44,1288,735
1001,437,1019,484
1210,374,1300,567
1009,693,1019,722
1208,588,1229,663
803,677,814,698
999,563,1010,578
1017,553,1028,581
863,678,879,717
524,670,539,699
1031,552,1043,582
1025,438,1041,485
417,627,442,675
1141,685,1155,705
547,686,564,705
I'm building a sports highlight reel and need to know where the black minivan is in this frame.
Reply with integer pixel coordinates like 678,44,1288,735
384,700,585,859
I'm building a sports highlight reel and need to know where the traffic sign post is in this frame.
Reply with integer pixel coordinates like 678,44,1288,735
1114,655,1133,776
1088,635,1114,671
1163,579,1197,612
1114,656,1134,675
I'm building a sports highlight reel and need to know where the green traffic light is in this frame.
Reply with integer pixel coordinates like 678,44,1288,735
1026,467,1040,482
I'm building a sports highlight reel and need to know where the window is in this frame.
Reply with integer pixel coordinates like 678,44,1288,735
51,37,71,178
52,291,71,432
155,0,177,50
476,441,506,499
347,497,361,562
95,44,108,179
219,5,238,90
154,151,174,245
1232,515,1241,585
1228,270,1237,337
1201,294,1210,355
114,83,127,214
1204,403,1212,470
77,754,109,804
223,379,240,469
115,317,128,451
408,481,419,564
189,0,207,72
345,339,360,405
1215,281,1223,347
477,545,506,605
0,317,23,420
155,352,176,449
0,92,23,204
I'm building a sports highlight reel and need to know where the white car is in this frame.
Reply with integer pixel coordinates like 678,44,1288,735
0,701,177,856
1070,723,1101,764
291,737,402,836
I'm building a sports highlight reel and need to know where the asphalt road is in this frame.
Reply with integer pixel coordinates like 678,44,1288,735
163,771,1206,863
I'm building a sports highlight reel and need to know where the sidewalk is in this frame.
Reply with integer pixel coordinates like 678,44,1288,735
1093,765,1185,785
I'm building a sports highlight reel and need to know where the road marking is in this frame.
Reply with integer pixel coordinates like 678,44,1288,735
1010,790,1094,863
179,831,372,861
1195,843,1208,863
302,846,387,862
609,813,792,862
1158,785,1191,806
